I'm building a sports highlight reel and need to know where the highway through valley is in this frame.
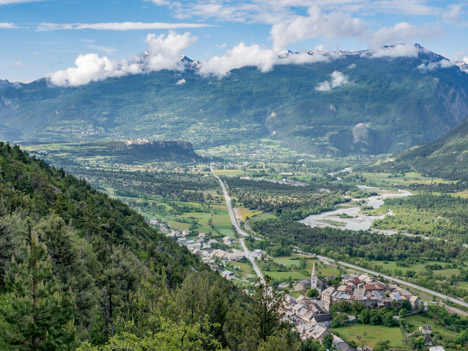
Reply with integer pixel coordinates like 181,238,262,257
211,167,264,282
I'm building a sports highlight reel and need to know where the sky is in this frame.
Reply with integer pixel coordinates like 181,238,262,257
0,0,467,83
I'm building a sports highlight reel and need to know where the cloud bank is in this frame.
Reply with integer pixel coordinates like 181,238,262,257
268,6,439,52
316,71,349,91
47,30,441,87
198,43,336,77
49,31,196,86
369,22,442,49
371,43,422,58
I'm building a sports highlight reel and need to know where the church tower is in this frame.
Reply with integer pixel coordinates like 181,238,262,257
311,262,318,290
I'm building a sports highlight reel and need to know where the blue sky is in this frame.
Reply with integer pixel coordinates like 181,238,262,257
1,0,467,82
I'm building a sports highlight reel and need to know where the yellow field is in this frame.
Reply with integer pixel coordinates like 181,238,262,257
455,190,468,198
238,208,262,221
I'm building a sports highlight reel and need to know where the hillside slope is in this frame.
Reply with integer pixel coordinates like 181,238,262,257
0,142,288,350
372,119,468,180
1,46,468,155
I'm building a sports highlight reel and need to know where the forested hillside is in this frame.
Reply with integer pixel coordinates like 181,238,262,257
0,142,305,351
376,119,468,181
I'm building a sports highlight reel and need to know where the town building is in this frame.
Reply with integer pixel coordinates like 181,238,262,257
294,262,324,292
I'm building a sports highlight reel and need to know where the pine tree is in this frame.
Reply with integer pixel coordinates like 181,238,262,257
252,276,284,342
0,229,76,351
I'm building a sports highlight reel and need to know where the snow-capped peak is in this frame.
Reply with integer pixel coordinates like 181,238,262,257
455,58,468,74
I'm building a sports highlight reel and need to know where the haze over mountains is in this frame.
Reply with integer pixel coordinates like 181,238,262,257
1,44,467,155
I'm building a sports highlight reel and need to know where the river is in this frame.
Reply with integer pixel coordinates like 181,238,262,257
300,186,411,233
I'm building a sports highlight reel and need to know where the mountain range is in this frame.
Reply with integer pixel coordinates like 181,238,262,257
1,44,468,155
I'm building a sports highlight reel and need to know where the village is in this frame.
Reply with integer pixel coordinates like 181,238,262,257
279,262,443,351
152,217,450,351
150,217,264,280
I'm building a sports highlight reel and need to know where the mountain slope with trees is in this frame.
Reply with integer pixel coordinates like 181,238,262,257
0,142,305,351
372,119,468,180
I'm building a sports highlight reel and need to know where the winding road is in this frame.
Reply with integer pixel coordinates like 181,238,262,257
211,167,264,282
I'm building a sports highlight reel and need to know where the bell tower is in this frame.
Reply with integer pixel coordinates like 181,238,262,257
311,262,318,290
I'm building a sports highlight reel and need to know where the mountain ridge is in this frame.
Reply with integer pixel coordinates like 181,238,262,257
1,44,468,155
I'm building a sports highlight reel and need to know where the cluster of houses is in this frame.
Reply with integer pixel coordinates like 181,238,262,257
282,264,335,341
149,217,169,232
281,263,427,350
156,221,264,279
321,274,423,310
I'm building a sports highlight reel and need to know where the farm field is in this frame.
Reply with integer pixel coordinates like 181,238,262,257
332,324,405,349
405,315,458,342
259,255,342,284
213,169,247,176
238,207,263,221
368,260,462,277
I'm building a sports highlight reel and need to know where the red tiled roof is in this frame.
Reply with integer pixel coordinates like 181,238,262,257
364,284,384,291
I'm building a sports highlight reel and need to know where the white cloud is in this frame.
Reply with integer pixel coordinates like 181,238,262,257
270,5,366,51
443,4,464,23
143,1,445,54
145,31,197,71
49,31,196,86
198,43,332,77
371,43,422,58
49,54,131,86
464,57,468,64
369,22,442,49
37,21,214,31
198,43,277,77
14,60,22,67
175,78,186,85
418,59,454,71
0,22,18,28
316,71,349,91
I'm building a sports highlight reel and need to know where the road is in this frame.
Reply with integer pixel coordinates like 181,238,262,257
212,166,468,310
295,251,468,308
211,167,264,282
327,258,468,308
